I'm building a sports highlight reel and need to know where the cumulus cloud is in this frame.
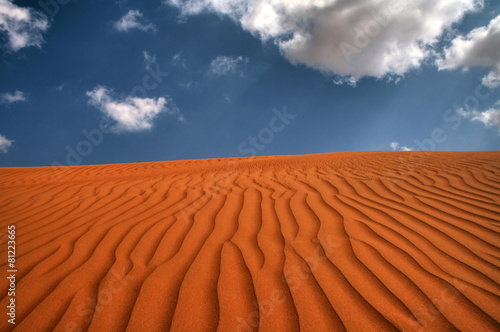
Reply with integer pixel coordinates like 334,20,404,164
0,90,26,104
390,141,413,151
0,0,50,51
86,86,180,133
166,0,481,83
0,134,13,153
114,10,155,32
457,106,500,130
209,55,248,75
482,67,500,89
438,14,500,89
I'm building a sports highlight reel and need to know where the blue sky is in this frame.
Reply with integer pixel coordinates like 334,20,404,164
0,0,499,167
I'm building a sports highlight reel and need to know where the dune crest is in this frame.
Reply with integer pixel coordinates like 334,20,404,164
1,151,499,331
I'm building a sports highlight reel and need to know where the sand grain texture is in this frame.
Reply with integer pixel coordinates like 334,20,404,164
1,151,499,331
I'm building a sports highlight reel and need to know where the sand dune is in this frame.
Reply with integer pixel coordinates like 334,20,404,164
1,151,499,331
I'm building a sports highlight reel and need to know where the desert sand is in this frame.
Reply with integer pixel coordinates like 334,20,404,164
0,151,499,331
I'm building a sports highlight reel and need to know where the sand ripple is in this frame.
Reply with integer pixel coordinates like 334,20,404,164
0,151,499,331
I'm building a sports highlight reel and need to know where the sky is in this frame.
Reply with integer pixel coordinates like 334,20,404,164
0,0,499,167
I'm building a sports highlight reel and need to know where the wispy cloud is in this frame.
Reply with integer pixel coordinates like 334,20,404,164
55,84,65,92
86,86,180,133
390,142,413,151
0,0,50,51
209,55,248,75
0,134,14,153
438,14,500,89
166,0,481,84
143,50,156,70
113,10,155,32
171,52,187,68
0,90,26,104
457,105,500,131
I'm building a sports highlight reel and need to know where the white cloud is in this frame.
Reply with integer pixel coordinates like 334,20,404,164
0,90,26,104
457,106,500,130
143,50,156,69
0,0,49,51
172,52,187,68
0,134,13,153
166,0,482,83
86,86,180,133
209,55,248,75
390,141,413,151
438,14,500,89
114,10,155,32
172,52,182,64
473,108,500,128
333,76,358,87
481,67,500,89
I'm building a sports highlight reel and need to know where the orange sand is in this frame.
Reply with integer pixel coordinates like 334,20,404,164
0,151,499,331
